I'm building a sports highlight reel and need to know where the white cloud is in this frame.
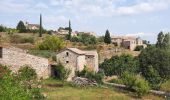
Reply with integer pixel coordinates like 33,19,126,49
35,3,49,9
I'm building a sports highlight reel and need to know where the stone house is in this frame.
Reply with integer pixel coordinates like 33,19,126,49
25,22,40,30
111,36,147,51
0,46,50,79
56,48,98,81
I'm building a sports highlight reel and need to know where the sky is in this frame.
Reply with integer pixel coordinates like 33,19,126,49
0,0,170,43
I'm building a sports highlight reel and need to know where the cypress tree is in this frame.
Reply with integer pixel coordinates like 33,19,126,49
68,20,72,40
39,14,42,37
104,29,111,44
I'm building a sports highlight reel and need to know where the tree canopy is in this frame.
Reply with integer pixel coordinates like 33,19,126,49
16,21,26,33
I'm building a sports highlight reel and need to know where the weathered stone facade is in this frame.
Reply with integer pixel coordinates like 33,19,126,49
0,46,50,79
56,48,98,81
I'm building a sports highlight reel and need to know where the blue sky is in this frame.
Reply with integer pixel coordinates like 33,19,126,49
0,0,170,43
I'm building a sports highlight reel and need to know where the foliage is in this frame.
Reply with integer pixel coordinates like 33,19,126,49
139,46,170,89
156,31,164,48
67,20,72,40
53,63,71,81
18,66,37,81
104,30,111,44
16,20,27,33
156,32,170,49
133,77,150,98
76,67,104,84
0,25,6,32
99,54,139,76
37,35,65,51
97,36,104,43
0,64,44,100
71,34,97,45
162,33,170,49
134,45,144,51
120,72,150,98
121,72,136,89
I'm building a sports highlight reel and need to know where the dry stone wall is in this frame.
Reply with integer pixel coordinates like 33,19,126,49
0,47,50,79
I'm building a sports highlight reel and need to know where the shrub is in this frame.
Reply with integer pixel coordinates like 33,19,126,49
120,72,150,98
0,64,44,100
53,63,71,81
133,77,150,98
76,67,104,84
99,54,139,76
21,36,35,44
134,45,144,51
121,72,136,89
70,34,97,45
18,66,37,81
38,35,65,51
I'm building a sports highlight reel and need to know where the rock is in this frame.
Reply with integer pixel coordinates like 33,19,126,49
72,77,97,87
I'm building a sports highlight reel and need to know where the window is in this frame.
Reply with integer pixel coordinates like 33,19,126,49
66,61,69,63
66,52,69,56
0,47,2,58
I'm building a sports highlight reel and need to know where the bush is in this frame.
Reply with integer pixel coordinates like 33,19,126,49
38,35,65,51
53,63,71,81
0,64,44,100
121,72,136,89
18,66,37,81
70,34,97,45
99,54,139,76
134,45,144,51
133,77,150,98
120,72,150,98
76,67,104,84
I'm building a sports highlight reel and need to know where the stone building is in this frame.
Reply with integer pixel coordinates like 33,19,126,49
111,36,147,51
0,46,50,79
25,22,40,30
56,48,98,81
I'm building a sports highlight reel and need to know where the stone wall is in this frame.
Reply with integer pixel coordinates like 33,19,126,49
0,47,50,79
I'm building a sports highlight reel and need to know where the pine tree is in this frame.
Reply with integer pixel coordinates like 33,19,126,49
39,14,42,37
162,33,170,49
156,31,164,48
104,29,111,44
67,20,72,40
16,21,26,33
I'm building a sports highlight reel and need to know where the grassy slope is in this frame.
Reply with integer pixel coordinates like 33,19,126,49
42,79,164,100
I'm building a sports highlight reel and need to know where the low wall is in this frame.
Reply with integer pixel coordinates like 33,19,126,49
0,47,50,79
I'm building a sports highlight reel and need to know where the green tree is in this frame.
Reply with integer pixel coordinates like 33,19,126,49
104,30,111,44
99,54,139,76
38,35,65,51
156,31,164,48
16,21,26,33
139,46,170,89
162,33,170,49
39,14,42,37
0,25,6,32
